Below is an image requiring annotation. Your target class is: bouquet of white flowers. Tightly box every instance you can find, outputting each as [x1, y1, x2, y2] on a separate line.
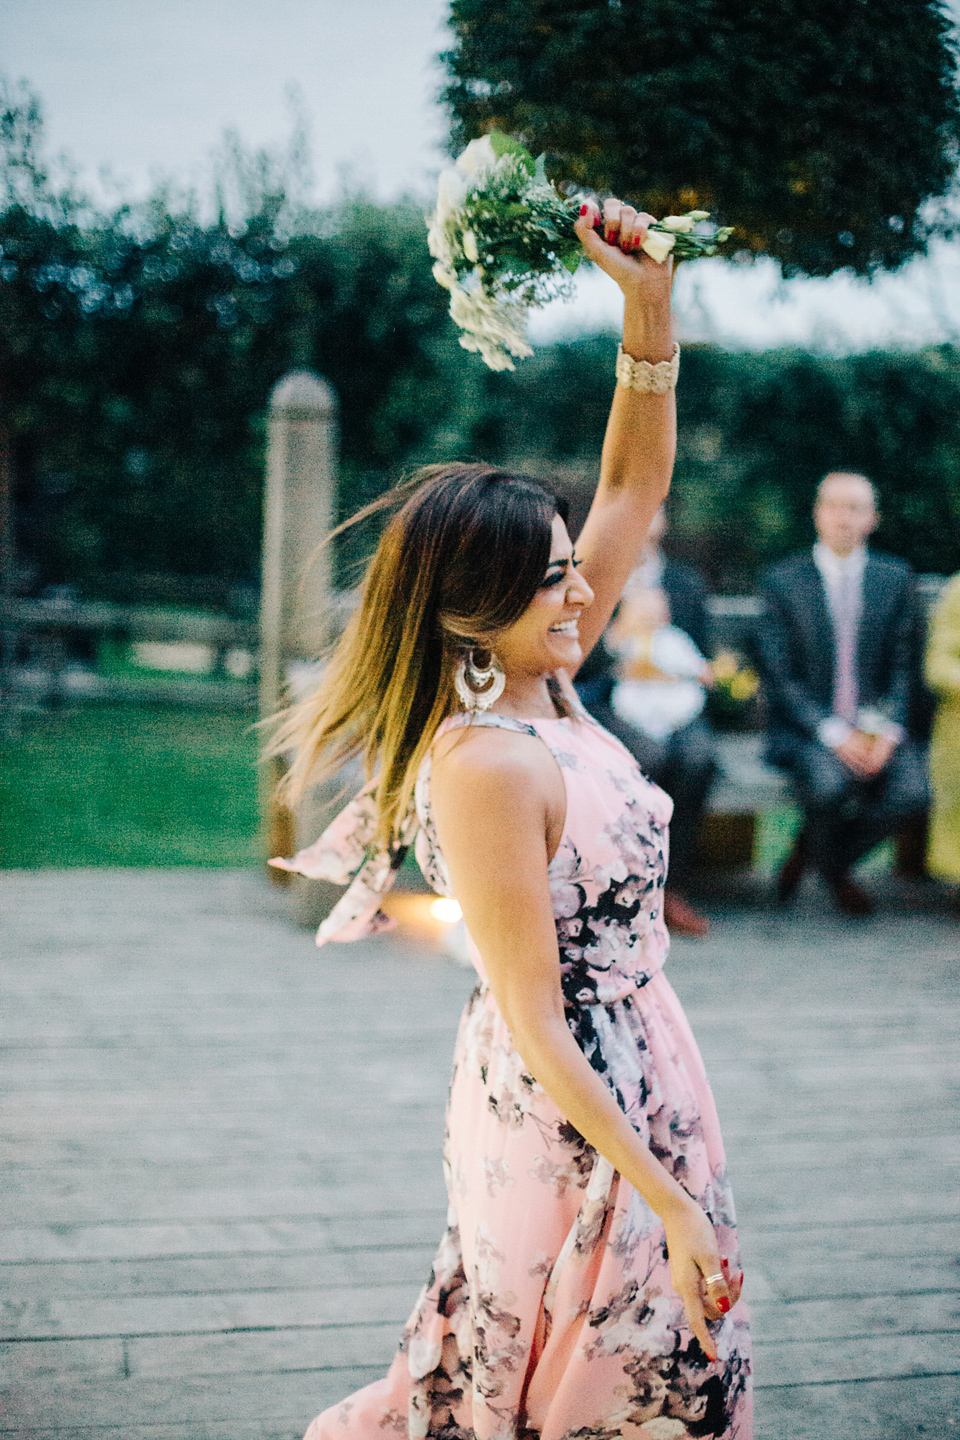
[427, 132, 733, 371]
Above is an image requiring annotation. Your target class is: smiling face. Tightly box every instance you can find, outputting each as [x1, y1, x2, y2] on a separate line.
[490, 513, 595, 679]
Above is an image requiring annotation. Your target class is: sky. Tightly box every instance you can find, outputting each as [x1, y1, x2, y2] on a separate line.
[5, 0, 960, 353]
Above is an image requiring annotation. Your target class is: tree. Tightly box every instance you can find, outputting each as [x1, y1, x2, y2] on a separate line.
[442, 0, 960, 277]
[3, 78, 959, 600]
[0, 81, 460, 592]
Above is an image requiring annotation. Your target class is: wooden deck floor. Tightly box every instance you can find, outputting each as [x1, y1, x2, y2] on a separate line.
[1, 869, 958, 1439]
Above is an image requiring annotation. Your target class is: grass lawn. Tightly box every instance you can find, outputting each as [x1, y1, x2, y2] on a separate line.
[0, 705, 261, 867]
[755, 803, 803, 875]
[754, 801, 892, 877]
[1, 704, 894, 875]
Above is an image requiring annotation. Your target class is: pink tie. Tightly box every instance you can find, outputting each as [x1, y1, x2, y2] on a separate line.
[832, 569, 860, 724]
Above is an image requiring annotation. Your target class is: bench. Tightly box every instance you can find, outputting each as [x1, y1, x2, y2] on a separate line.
[696, 734, 794, 869]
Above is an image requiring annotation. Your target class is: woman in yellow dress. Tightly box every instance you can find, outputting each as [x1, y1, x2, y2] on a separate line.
[925, 572, 960, 899]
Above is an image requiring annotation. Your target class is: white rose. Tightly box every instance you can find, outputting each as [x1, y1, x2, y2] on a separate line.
[462, 229, 479, 264]
[432, 261, 456, 290]
[688, 209, 711, 221]
[435, 167, 468, 221]
[640, 230, 676, 264]
[660, 215, 695, 233]
[456, 135, 497, 177]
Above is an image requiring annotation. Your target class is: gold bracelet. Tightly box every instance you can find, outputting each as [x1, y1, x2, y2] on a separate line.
[615, 341, 680, 394]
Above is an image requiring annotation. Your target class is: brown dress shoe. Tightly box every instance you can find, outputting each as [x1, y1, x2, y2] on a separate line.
[663, 889, 710, 937]
[775, 831, 808, 904]
[827, 874, 874, 917]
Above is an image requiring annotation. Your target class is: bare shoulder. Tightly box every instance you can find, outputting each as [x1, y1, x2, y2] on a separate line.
[431, 723, 562, 870]
[431, 723, 558, 815]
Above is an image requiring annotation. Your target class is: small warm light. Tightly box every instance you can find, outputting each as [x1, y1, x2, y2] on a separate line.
[430, 898, 463, 925]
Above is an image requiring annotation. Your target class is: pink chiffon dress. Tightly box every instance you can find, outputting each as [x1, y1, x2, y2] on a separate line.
[274, 701, 752, 1440]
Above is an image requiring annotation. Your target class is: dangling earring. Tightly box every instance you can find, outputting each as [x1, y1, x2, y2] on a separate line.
[454, 646, 505, 713]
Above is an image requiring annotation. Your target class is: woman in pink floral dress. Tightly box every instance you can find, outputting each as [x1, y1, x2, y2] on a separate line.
[270, 199, 752, 1440]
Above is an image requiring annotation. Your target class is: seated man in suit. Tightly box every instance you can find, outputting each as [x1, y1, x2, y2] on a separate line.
[576, 506, 717, 937]
[755, 472, 929, 915]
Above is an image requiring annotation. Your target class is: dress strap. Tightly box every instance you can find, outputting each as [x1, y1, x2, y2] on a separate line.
[438, 711, 540, 739]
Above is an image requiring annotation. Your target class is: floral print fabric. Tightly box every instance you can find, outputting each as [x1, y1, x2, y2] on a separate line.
[303, 709, 752, 1440]
[270, 782, 419, 945]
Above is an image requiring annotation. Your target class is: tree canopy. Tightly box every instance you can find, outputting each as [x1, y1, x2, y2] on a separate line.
[442, 0, 960, 277]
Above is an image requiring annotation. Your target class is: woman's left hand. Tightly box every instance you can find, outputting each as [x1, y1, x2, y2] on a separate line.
[574, 197, 674, 303]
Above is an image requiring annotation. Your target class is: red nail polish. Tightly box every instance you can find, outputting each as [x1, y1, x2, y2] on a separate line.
[718, 1296, 731, 1314]
[579, 203, 588, 216]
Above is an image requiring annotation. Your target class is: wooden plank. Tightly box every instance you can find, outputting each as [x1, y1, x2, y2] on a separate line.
[0, 1281, 422, 1342]
[712, 1214, 960, 1258]
[0, 1183, 449, 1228]
[0, 1338, 124, 1382]
[0, 1247, 437, 1300]
[0, 1368, 380, 1429]
[128, 1323, 401, 1379]
[0, 1213, 447, 1264]
[748, 1289, 960, 1343]
[753, 1374, 960, 1440]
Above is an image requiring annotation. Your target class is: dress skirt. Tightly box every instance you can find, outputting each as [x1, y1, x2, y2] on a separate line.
[304, 970, 752, 1440]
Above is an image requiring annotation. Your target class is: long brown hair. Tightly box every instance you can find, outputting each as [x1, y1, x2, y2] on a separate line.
[266, 462, 569, 847]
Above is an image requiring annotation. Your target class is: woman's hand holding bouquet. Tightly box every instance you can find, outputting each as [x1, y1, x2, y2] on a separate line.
[574, 197, 675, 310]
[428, 131, 733, 369]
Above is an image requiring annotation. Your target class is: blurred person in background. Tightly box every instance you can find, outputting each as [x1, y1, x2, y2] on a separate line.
[607, 584, 713, 744]
[755, 472, 929, 916]
[576, 506, 717, 936]
[924, 571, 960, 911]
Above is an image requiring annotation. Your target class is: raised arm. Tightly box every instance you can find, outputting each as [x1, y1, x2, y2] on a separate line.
[430, 728, 738, 1360]
[569, 201, 677, 664]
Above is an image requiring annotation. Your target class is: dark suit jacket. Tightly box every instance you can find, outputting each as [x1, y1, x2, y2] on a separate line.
[661, 559, 711, 657]
[576, 557, 712, 707]
[754, 550, 918, 761]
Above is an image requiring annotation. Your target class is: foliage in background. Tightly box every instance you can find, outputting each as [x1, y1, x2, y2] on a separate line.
[442, 0, 960, 277]
[0, 76, 463, 593]
[2, 78, 960, 600]
[446, 336, 960, 585]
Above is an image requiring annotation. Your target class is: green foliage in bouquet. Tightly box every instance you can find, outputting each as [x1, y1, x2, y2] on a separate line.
[434, 131, 583, 293]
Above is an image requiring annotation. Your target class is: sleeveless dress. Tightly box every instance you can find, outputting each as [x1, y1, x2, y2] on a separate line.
[276, 705, 752, 1440]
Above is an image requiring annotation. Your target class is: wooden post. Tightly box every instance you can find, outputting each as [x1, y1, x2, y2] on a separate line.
[0, 425, 17, 734]
[0, 425, 13, 599]
[259, 370, 339, 904]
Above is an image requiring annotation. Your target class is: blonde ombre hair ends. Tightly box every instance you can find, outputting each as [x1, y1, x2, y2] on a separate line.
[265, 463, 567, 848]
